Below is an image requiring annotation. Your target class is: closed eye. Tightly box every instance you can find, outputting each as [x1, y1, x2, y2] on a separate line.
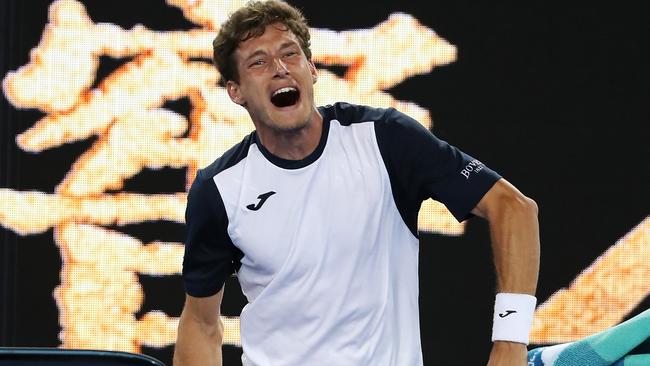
[249, 59, 265, 68]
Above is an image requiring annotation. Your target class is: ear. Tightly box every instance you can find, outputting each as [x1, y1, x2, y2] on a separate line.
[309, 60, 318, 84]
[226, 80, 246, 106]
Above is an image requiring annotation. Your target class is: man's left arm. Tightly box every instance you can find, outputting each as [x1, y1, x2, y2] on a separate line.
[471, 178, 540, 366]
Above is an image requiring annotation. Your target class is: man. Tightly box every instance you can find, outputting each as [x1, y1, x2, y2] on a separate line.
[174, 1, 540, 365]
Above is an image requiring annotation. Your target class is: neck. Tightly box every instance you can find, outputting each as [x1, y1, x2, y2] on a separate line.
[256, 108, 323, 160]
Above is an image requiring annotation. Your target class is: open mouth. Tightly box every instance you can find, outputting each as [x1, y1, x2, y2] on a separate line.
[270, 87, 300, 108]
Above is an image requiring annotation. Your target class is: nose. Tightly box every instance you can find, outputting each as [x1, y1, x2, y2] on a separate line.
[272, 58, 289, 77]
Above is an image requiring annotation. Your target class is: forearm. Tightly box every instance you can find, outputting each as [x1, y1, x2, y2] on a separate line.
[485, 191, 540, 364]
[174, 309, 224, 366]
[473, 181, 540, 364]
[489, 193, 540, 295]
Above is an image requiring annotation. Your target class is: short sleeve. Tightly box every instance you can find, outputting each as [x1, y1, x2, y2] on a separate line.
[182, 169, 241, 297]
[375, 108, 501, 229]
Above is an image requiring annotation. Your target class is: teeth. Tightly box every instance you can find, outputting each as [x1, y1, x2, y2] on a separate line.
[272, 87, 297, 97]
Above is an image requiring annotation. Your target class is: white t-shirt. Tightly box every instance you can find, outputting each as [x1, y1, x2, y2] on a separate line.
[183, 102, 501, 366]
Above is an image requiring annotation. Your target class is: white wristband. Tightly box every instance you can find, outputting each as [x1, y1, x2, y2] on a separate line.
[491, 293, 537, 345]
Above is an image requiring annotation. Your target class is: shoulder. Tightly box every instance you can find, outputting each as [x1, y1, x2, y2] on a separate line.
[320, 102, 400, 126]
[188, 133, 254, 207]
[320, 102, 426, 136]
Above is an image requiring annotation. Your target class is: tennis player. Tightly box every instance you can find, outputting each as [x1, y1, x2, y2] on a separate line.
[174, 2, 540, 365]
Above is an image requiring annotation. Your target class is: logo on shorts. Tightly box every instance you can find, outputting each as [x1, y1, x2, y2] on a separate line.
[460, 159, 485, 179]
[247, 191, 276, 211]
[498, 310, 517, 318]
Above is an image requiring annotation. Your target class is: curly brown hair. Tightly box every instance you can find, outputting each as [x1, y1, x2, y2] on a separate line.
[212, 0, 312, 86]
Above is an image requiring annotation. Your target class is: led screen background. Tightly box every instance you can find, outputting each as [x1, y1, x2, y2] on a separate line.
[0, 1, 648, 365]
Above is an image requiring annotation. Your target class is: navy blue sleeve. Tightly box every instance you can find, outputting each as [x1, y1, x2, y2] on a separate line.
[182, 169, 239, 297]
[375, 108, 501, 230]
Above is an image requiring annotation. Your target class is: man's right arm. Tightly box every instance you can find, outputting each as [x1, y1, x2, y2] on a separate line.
[174, 289, 225, 366]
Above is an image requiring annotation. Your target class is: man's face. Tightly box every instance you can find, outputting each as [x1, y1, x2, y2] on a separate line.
[227, 23, 318, 133]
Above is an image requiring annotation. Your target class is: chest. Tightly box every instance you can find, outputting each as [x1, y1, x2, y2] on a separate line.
[214, 122, 393, 293]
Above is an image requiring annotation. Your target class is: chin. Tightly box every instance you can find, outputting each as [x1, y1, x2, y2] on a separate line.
[269, 118, 310, 133]
[268, 107, 312, 132]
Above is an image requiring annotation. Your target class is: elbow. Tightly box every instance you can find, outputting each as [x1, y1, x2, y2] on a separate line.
[214, 317, 225, 343]
[199, 314, 225, 344]
[179, 307, 224, 344]
[503, 191, 538, 219]
[521, 195, 538, 217]
[475, 179, 539, 222]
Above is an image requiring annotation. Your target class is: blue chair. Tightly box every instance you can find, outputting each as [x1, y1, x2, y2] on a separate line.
[0, 348, 166, 365]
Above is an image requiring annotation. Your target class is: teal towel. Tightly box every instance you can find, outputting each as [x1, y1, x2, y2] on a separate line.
[528, 308, 650, 366]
